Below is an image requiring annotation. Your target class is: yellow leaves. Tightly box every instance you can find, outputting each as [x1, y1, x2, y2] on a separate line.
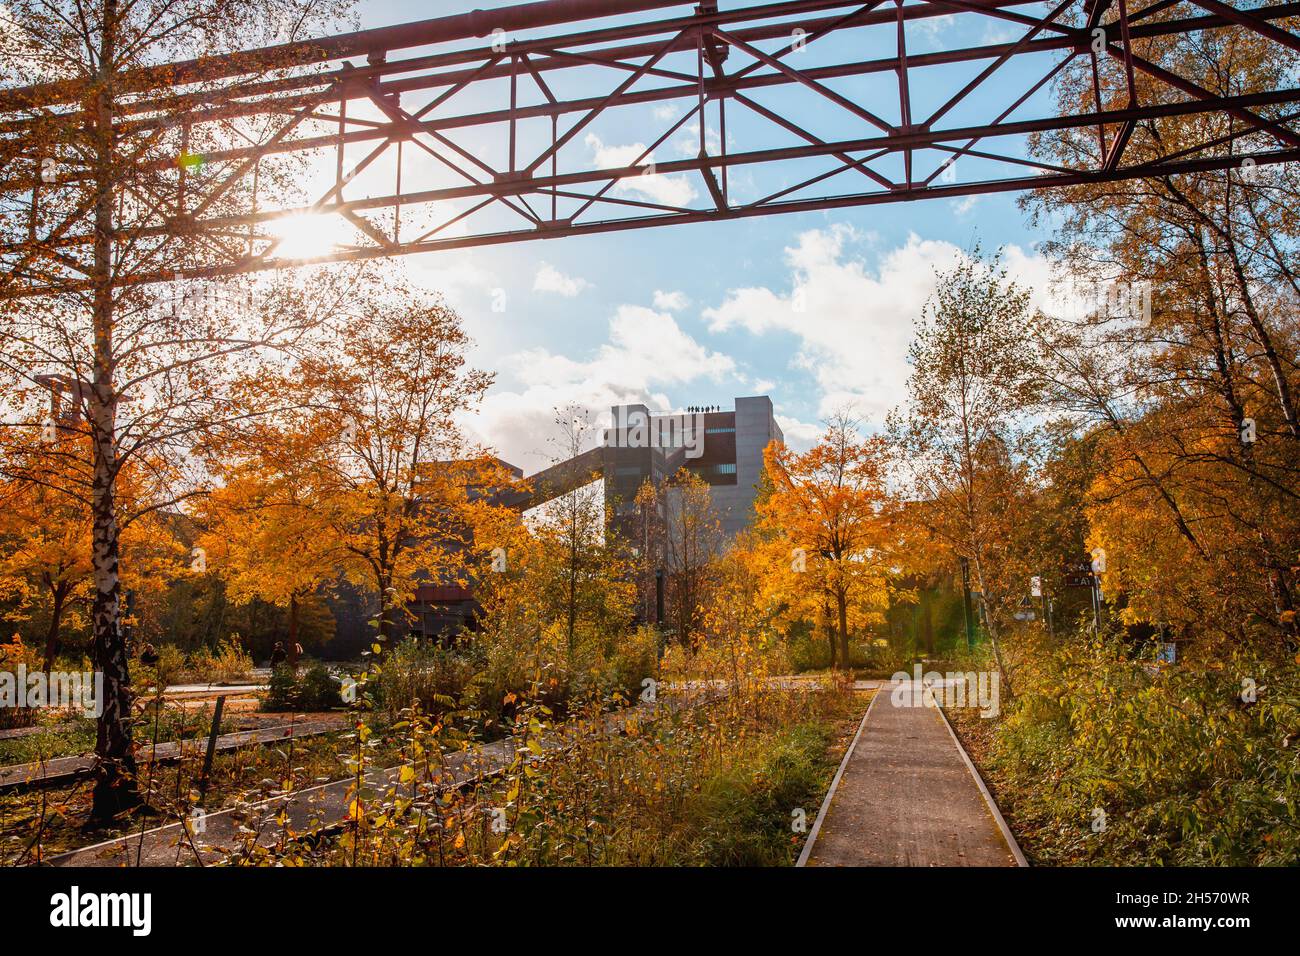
[491, 831, 521, 861]
[751, 422, 895, 638]
[398, 765, 416, 785]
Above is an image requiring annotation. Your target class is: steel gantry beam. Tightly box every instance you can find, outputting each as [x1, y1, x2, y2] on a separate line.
[2, 0, 1299, 294]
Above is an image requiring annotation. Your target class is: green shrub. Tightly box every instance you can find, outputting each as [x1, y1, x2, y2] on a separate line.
[786, 632, 873, 673]
[261, 660, 342, 713]
[0, 714, 96, 763]
[691, 721, 832, 866]
[187, 635, 256, 684]
[300, 660, 343, 710]
[599, 625, 660, 702]
[262, 664, 297, 712]
[154, 644, 187, 688]
[979, 635, 1300, 866]
[373, 638, 480, 718]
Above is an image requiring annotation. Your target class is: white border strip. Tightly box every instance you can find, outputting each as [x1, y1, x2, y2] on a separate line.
[933, 697, 1029, 867]
[795, 687, 880, 867]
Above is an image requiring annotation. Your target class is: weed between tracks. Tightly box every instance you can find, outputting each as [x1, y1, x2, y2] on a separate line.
[226, 683, 865, 867]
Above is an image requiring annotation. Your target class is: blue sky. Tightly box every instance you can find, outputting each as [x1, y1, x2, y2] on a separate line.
[343, 1, 1066, 471]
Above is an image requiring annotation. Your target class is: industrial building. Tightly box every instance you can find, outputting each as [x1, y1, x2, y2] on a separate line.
[407, 396, 783, 638]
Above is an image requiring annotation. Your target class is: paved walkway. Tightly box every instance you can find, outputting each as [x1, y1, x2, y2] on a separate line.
[159, 683, 267, 697]
[799, 682, 1025, 867]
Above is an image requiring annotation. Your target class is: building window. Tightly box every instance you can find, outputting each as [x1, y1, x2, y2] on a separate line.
[705, 426, 735, 434]
[689, 462, 737, 478]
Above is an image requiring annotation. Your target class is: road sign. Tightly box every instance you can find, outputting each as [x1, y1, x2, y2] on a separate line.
[1030, 576, 1042, 598]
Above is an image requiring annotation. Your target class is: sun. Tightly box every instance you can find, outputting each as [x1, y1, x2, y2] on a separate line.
[267, 213, 350, 261]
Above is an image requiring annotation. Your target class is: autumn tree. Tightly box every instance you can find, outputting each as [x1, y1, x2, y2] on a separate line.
[0, 0, 356, 820]
[0, 467, 90, 671]
[1024, 13, 1300, 651]
[661, 467, 723, 652]
[0, 405, 186, 670]
[198, 458, 341, 664]
[206, 277, 497, 655]
[890, 249, 1041, 686]
[629, 478, 664, 626]
[527, 408, 634, 676]
[760, 413, 893, 669]
[461, 506, 548, 710]
[704, 527, 801, 690]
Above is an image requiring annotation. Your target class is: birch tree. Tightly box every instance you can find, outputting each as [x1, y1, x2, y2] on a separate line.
[0, 0, 353, 820]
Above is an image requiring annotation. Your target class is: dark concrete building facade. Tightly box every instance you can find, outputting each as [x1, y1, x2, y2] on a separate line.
[399, 396, 784, 641]
[604, 395, 783, 539]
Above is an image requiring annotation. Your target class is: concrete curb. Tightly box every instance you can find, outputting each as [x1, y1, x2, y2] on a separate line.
[795, 687, 879, 868]
[932, 697, 1029, 868]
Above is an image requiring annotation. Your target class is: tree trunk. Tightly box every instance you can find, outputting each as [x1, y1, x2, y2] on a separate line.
[1221, 224, 1300, 441]
[921, 594, 935, 657]
[41, 583, 67, 673]
[287, 593, 300, 664]
[822, 600, 837, 669]
[566, 549, 577, 665]
[836, 589, 850, 671]
[970, 553, 1013, 698]
[88, 2, 139, 823]
[377, 572, 398, 645]
[90, 440, 137, 821]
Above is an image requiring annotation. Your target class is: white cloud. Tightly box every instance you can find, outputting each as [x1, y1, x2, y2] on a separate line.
[674, 122, 722, 158]
[652, 289, 690, 311]
[775, 414, 822, 451]
[951, 195, 979, 217]
[913, 13, 957, 40]
[533, 262, 591, 297]
[585, 133, 698, 208]
[408, 249, 497, 303]
[470, 306, 737, 473]
[983, 23, 1021, 44]
[703, 225, 1054, 425]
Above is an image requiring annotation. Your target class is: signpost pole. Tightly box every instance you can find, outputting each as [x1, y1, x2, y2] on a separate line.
[1089, 575, 1101, 633]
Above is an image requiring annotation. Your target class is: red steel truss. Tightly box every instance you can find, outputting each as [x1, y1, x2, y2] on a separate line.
[2, 0, 1300, 292]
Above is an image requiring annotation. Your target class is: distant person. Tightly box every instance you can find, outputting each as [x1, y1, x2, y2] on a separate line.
[139, 643, 159, 667]
[269, 642, 287, 667]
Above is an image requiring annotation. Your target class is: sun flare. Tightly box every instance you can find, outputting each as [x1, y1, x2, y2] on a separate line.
[267, 213, 349, 260]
